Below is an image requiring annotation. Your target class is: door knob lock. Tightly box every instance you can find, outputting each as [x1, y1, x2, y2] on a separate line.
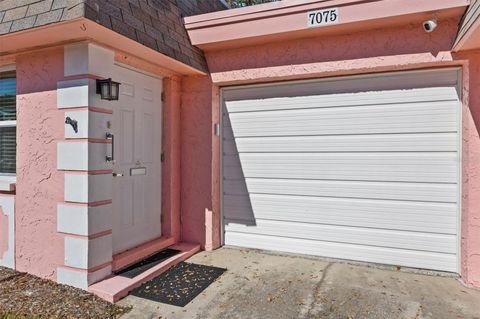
[106, 132, 114, 162]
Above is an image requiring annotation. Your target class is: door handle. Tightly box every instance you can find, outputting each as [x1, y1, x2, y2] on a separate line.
[106, 132, 114, 162]
[113, 172, 124, 177]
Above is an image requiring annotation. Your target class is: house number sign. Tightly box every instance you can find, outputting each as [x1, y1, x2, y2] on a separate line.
[307, 8, 339, 28]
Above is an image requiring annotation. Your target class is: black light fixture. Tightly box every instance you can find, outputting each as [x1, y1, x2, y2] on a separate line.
[96, 78, 120, 101]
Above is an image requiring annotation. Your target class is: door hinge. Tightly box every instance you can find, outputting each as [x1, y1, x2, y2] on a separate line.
[161, 153, 165, 162]
[161, 92, 165, 102]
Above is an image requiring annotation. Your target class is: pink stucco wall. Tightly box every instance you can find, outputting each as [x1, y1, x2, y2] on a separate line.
[15, 48, 65, 279]
[181, 16, 480, 286]
[3, 11, 478, 288]
[455, 50, 480, 287]
[180, 76, 222, 249]
[180, 76, 214, 248]
[206, 18, 460, 84]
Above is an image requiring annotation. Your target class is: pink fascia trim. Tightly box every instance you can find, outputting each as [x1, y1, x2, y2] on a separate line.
[454, 14, 480, 51]
[59, 261, 112, 274]
[209, 52, 463, 86]
[186, 0, 468, 26]
[185, 0, 365, 24]
[61, 171, 112, 175]
[88, 138, 112, 144]
[88, 200, 113, 207]
[63, 200, 113, 207]
[61, 139, 112, 143]
[89, 107, 113, 114]
[61, 229, 112, 240]
[60, 106, 113, 114]
[63, 74, 103, 81]
[185, 0, 468, 49]
[60, 200, 112, 208]
[88, 170, 113, 175]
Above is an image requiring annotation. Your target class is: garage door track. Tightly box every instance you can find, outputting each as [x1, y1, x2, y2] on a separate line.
[119, 248, 480, 319]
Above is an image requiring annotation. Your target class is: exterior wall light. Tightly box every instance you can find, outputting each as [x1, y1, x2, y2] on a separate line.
[96, 78, 120, 101]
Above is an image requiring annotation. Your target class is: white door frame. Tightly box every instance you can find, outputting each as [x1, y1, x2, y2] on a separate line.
[111, 63, 163, 253]
[219, 67, 463, 273]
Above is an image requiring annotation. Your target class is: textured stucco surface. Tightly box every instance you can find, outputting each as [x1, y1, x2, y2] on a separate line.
[181, 16, 480, 287]
[15, 47, 65, 280]
[206, 19, 461, 85]
[455, 50, 480, 287]
[180, 76, 215, 248]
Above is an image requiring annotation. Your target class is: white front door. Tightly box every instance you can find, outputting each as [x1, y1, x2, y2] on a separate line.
[112, 65, 162, 253]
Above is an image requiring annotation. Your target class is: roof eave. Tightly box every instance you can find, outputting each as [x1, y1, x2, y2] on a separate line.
[0, 18, 205, 76]
[185, 0, 469, 51]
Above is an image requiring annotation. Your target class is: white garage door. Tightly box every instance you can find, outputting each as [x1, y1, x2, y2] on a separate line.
[222, 69, 461, 272]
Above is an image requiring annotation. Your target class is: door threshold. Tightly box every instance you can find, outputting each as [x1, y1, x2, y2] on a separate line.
[112, 236, 176, 272]
[115, 248, 181, 278]
[89, 242, 201, 303]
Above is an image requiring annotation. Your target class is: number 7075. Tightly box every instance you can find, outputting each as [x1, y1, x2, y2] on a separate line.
[308, 8, 339, 27]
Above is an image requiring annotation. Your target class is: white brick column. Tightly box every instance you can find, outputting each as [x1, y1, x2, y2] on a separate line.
[56, 43, 116, 289]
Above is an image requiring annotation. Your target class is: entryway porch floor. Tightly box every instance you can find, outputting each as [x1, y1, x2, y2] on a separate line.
[89, 242, 200, 302]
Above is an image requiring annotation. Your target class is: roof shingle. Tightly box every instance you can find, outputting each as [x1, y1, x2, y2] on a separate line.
[0, 0, 227, 72]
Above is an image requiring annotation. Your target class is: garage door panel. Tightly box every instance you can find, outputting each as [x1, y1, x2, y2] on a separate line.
[223, 69, 460, 101]
[222, 69, 460, 272]
[223, 179, 457, 203]
[223, 194, 456, 234]
[227, 101, 457, 137]
[224, 232, 458, 272]
[223, 133, 458, 154]
[223, 153, 458, 183]
[225, 220, 457, 254]
[226, 87, 458, 113]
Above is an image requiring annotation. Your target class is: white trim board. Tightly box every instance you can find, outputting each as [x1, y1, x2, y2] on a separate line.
[0, 65, 15, 72]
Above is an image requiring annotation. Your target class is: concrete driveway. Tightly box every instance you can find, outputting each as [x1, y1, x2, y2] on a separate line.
[119, 248, 480, 319]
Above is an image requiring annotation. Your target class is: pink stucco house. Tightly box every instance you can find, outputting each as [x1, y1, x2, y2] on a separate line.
[1, 0, 480, 302]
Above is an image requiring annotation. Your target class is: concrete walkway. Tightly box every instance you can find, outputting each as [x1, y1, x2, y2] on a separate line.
[119, 248, 480, 319]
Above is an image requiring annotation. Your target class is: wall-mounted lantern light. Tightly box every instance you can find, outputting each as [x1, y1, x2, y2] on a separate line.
[96, 78, 120, 101]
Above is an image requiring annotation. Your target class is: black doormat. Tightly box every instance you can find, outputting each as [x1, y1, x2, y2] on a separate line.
[115, 249, 181, 279]
[130, 262, 226, 307]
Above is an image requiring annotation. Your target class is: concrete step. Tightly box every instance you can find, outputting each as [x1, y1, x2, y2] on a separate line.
[89, 242, 201, 302]
[112, 236, 176, 272]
